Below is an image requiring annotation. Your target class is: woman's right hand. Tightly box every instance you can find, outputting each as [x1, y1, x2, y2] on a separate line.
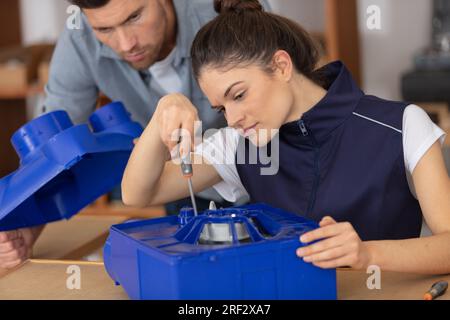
[122, 93, 222, 208]
[153, 93, 200, 158]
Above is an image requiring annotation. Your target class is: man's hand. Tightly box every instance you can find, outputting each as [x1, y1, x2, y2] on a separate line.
[0, 226, 44, 269]
[296, 216, 372, 270]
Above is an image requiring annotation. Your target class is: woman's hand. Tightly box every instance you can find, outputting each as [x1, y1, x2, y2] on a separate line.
[153, 93, 200, 158]
[296, 216, 372, 270]
[122, 93, 222, 208]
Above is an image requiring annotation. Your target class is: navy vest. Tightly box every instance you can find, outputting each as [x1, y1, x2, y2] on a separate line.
[235, 61, 422, 241]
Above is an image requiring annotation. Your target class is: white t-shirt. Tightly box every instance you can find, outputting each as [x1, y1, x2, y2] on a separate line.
[149, 46, 183, 95]
[194, 104, 447, 203]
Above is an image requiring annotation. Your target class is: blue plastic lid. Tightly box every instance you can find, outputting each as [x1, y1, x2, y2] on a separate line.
[0, 102, 143, 231]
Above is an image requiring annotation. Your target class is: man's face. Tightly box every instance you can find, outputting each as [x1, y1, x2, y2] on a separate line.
[85, 0, 169, 70]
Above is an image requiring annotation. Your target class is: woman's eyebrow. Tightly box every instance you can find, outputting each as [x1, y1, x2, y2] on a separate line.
[224, 81, 244, 98]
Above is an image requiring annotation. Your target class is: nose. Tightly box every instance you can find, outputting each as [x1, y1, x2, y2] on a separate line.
[225, 106, 245, 129]
[116, 28, 137, 53]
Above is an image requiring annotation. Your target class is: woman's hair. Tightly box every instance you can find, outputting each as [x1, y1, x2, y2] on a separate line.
[191, 0, 325, 86]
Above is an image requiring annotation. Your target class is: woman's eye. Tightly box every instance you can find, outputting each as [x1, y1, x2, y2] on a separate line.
[234, 91, 245, 101]
[211, 106, 226, 114]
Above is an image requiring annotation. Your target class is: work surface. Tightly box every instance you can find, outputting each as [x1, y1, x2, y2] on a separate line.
[0, 215, 128, 279]
[0, 259, 449, 300]
[0, 216, 449, 300]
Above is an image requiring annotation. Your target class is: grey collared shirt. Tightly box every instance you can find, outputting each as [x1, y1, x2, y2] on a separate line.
[42, 0, 273, 129]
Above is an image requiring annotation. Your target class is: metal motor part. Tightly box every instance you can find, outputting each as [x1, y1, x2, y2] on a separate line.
[198, 222, 251, 245]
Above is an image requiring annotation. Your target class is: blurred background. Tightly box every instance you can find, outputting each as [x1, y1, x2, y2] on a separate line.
[0, 0, 449, 209]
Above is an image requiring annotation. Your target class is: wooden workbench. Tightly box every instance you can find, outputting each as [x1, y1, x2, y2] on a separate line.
[0, 215, 131, 278]
[32, 215, 130, 261]
[0, 260, 128, 300]
[337, 269, 450, 300]
[0, 206, 165, 265]
[1, 259, 449, 300]
[1, 214, 449, 300]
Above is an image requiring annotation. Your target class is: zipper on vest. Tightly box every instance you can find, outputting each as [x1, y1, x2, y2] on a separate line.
[298, 120, 309, 136]
[298, 120, 320, 215]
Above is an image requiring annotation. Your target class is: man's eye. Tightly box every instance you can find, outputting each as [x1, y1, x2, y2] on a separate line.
[129, 13, 141, 23]
[98, 28, 113, 34]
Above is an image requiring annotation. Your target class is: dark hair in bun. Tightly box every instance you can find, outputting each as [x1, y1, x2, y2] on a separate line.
[192, 0, 325, 86]
[214, 0, 264, 14]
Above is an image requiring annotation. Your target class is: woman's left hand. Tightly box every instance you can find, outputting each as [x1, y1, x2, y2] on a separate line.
[296, 216, 372, 270]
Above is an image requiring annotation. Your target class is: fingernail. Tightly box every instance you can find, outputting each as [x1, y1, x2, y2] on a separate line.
[303, 256, 312, 263]
[297, 249, 304, 256]
[300, 236, 307, 243]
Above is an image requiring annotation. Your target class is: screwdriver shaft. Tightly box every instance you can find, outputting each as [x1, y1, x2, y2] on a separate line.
[179, 140, 198, 216]
[187, 178, 198, 216]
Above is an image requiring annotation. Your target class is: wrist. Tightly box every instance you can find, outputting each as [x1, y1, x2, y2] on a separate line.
[363, 241, 380, 269]
[142, 118, 170, 160]
[29, 225, 45, 244]
[33, 224, 45, 237]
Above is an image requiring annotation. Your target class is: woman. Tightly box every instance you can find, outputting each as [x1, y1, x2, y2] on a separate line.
[122, 0, 450, 274]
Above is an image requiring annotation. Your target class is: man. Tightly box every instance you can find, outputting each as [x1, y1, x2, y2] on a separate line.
[0, 0, 271, 270]
[42, 0, 228, 128]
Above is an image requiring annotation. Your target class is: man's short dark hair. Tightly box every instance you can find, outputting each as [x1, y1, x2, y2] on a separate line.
[68, 0, 111, 9]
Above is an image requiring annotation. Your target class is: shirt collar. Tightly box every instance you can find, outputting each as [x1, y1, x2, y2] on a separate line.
[280, 61, 364, 144]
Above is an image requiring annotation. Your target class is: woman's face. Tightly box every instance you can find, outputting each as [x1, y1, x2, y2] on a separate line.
[198, 58, 295, 146]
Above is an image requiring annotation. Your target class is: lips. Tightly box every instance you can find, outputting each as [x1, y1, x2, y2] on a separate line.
[125, 51, 146, 62]
[243, 123, 258, 136]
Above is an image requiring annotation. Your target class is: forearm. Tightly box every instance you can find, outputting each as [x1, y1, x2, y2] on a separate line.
[122, 119, 168, 207]
[366, 232, 450, 275]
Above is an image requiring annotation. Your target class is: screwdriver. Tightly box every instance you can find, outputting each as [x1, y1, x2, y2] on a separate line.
[424, 280, 448, 300]
[180, 148, 198, 216]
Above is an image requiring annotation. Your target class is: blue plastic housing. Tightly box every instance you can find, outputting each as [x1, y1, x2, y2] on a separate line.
[0, 102, 142, 231]
[103, 203, 337, 300]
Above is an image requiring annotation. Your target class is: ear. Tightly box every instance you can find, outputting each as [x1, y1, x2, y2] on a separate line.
[271, 50, 294, 82]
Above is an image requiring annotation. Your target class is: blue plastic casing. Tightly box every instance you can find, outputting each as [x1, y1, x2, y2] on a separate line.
[0, 101, 142, 231]
[103, 203, 337, 300]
